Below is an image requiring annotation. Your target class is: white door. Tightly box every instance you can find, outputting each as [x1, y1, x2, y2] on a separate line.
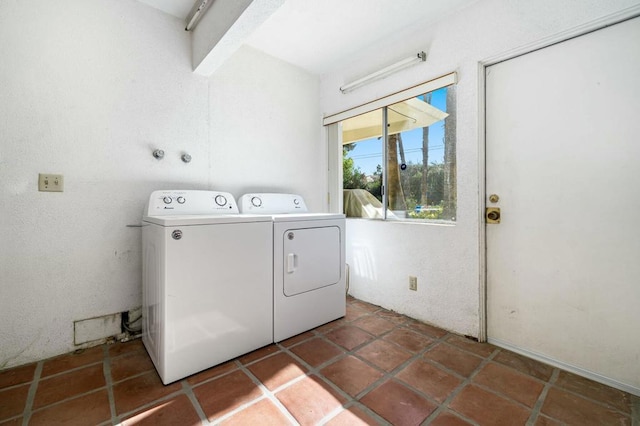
[486, 17, 640, 392]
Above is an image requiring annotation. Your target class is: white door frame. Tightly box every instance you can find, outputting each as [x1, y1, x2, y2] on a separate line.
[477, 5, 640, 343]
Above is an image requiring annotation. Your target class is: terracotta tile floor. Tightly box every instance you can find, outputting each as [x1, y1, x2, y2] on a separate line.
[1, 297, 638, 425]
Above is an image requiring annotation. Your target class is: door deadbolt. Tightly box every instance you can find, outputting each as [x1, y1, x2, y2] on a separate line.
[486, 207, 501, 224]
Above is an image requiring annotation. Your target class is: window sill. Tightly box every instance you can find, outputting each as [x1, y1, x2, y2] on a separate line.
[345, 217, 456, 227]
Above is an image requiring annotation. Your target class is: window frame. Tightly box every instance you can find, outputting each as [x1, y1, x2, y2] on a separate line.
[325, 72, 457, 221]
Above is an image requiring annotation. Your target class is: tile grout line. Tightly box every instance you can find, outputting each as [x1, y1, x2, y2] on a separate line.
[316, 404, 360, 426]
[421, 348, 500, 425]
[20, 355, 114, 421]
[36, 387, 118, 419]
[414, 343, 561, 418]
[275, 344, 370, 424]
[20, 360, 42, 426]
[362, 302, 639, 422]
[200, 347, 300, 411]
[525, 368, 560, 426]
[180, 380, 210, 425]
[549, 377, 636, 417]
[282, 320, 392, 425]
[110, 368, 157, 386]
[102, 345, 118, 425]
[420, 344, 553, 412]
[344, 306, 461, 423]
[111, 388, 191, 422]
[102, 344, 191, 423]
[321, 401, 391, 426]
[27, 387, 112, 415]
[269, 308, 391, 422]
[279, 315, 449, 424]
[26, 343, 142, 381]
[234, 360, 300, 425]
[185, 364, 246, 390]
[423, 409, 477, 426]
[329, 312, 446, 385]
[275, 343, 390, 425]
[34, 360, 103, 381]
[528, 369, 635, 423]
[352, 329, 450, 399]
[459, 373, 549, 412]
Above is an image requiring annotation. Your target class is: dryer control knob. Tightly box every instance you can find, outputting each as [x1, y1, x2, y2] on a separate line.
[214, 195, 227, 206]
[293, 198, 300, 205]
[177, 196, 185, 204]
[163, 196, 172, 204]
[251, 196, 262, 207]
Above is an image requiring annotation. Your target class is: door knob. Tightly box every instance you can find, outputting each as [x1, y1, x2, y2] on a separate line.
[486, 207, 501, 224]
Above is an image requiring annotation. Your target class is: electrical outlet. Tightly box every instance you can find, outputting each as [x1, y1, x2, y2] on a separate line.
[39, 173, 64, 192]
[409, 276, 418, 291]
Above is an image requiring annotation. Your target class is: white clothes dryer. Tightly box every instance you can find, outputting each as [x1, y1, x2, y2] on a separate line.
[239, 193, 346, 342]
[142, 190, 273, 384]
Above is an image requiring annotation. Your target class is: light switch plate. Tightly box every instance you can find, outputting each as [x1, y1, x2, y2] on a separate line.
[38, 173, 64, 192]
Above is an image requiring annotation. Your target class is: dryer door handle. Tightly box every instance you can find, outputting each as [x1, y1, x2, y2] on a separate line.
[287, 253, 297, 273]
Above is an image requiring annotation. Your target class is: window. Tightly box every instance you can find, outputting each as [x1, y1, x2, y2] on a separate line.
[327, 75, 456, 222]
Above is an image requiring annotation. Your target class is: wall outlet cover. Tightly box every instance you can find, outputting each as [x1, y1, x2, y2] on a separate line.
[409, 276, 418, 291]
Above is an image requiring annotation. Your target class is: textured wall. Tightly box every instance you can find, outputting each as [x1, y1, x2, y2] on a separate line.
[0, 0, 321, 368]
[0, 0, 210, 368]
[208, 45, 324, 212]
[320, 0, 639, 337]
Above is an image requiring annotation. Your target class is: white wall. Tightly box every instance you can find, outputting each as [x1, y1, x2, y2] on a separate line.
[0, 0, 209, 369]
[208, 45, 324, 212]
[320, 0, 640, 338]
[0, 0, 321, 369]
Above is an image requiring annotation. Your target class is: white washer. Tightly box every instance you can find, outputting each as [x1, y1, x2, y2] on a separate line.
[142, 190, 273, 384]
[239, 193, 346, 342]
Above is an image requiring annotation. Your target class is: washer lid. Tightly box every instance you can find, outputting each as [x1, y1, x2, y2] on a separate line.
[143, 214, 271, 226]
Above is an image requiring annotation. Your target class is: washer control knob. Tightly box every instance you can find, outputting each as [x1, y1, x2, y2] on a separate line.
[214, 195, 227, 206]
[251, 196, 262, 207]
[293, 198, 300, 205]
[177, 196, 186, 204]
[163, 196, 172, 204]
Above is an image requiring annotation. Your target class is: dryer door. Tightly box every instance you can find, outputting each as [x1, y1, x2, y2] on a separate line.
[282, 226, 341, 296]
